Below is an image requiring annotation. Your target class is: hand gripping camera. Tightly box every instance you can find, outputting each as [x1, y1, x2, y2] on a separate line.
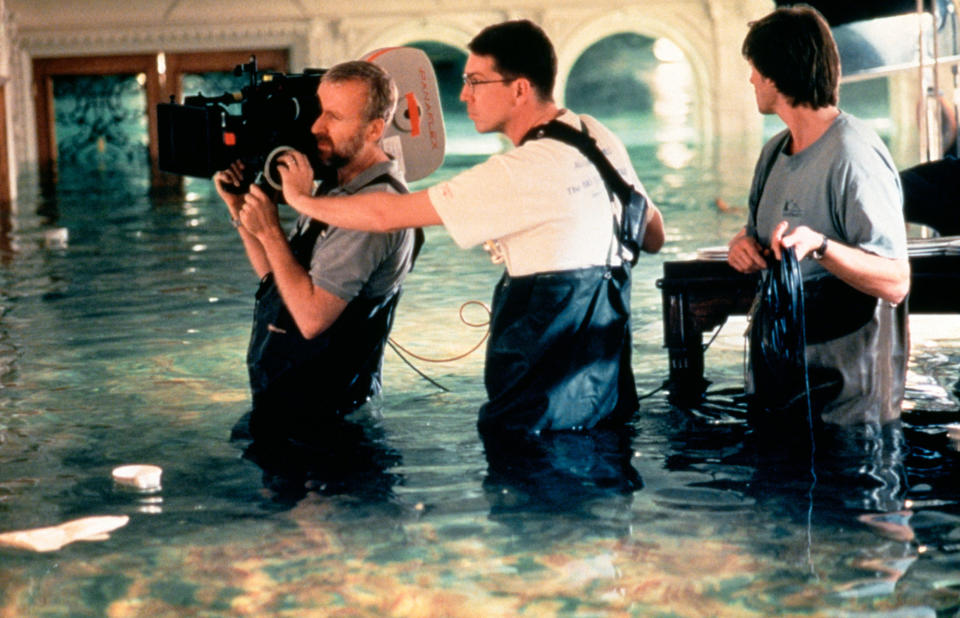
[157, 47, 446, 194]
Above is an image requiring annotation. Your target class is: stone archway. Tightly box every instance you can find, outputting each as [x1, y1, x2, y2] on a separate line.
[7, 2, 777, 188]
[545, 2, 770, 174]
[551, 7, 728, 143]
[556, 11, 712, 134]
[334, 5, 772, 148]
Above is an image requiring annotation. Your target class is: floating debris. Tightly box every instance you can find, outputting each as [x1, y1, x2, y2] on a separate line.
[43, 227, 69, 249]
[112, 464, 163, 491]
[0, 515, 129, 552]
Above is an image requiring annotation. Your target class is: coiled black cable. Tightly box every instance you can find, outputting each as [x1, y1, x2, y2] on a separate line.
[754, 246, 814, 418]
[763, 248, 808, 396]
[757, 246, 818, 573]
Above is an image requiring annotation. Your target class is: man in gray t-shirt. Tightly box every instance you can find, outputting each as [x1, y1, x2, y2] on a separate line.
[747, 114, 907, 279]
[215, 61, 416, 442]
[727, 7, 910, 428]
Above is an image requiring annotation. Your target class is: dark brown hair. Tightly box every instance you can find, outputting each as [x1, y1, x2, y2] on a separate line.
[742, 4, 840, 109]
[468, 19, 557, 102]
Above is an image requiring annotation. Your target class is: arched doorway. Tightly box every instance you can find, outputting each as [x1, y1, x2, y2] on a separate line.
[566, 32, 698, 171]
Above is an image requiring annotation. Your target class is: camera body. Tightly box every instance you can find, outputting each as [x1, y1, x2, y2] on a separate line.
[157, 57, 325, 192]
[157, 48, 445, 192]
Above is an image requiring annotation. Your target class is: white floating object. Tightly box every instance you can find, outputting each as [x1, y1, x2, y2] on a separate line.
[112, 464, 163, 491]
[43, 227, 69, 249]
[0, 515, 129, 552]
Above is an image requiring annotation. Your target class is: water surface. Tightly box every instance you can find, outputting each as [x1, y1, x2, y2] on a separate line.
[1, 137, 959, 616]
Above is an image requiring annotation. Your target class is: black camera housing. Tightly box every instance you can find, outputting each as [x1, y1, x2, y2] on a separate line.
[157, 57, 326, 191]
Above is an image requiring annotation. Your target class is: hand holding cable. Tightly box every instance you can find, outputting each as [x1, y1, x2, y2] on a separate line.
[771, 220, 910, 304]
[771, 221, 825, 262]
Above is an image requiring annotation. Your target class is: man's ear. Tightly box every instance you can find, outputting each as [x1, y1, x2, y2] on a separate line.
[366, 117, 386, 143]
[512, 77, 534, 102]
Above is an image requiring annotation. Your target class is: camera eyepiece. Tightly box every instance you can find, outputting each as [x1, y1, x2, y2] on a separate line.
[262, 146, 294, 192]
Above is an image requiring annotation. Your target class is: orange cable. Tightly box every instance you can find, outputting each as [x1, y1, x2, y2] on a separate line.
[388, 300, 490, 363]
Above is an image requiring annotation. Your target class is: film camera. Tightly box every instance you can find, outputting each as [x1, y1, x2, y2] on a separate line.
[157, 56, 323, 193]
[157, 48, 445, 195]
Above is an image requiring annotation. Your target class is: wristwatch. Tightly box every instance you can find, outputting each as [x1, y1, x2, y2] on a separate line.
[812, 235, 828, 260]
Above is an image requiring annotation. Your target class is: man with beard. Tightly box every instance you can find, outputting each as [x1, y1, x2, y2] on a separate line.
[215, 61, 417, 443]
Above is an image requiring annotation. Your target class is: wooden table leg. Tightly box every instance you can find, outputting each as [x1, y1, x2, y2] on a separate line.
[661, 286, 709, 403]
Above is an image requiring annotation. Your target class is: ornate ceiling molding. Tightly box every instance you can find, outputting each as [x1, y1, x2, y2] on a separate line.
[19, 21, 311, 57]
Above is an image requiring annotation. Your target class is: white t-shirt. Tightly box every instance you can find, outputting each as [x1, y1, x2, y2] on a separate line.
[428, 110, 645, 276]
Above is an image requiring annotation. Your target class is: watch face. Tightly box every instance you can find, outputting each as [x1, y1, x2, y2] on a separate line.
[814, 236, 828, 259]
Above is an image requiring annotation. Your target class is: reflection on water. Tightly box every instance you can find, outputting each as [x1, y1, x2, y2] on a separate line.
[233, 408, 404, 508]
[482, 428, 643, 543]
[1, 134, 960, 615]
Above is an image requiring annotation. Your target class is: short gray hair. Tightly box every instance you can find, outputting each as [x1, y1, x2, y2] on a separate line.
[322, 60, 398, 125]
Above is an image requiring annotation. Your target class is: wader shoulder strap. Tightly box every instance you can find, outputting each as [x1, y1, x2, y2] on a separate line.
[367, 172, 408, 195]
[365, 172, 425, 266]
[748, 132, 791, 241]
[521, 120, 634, 208]
[520, 119, 648, 264]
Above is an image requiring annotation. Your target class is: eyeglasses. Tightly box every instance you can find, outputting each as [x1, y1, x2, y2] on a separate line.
[462, 75, 515, 93]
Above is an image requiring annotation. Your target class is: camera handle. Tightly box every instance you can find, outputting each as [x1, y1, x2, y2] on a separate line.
[216, 147, 288, 200]
[216, 171, 280, 204]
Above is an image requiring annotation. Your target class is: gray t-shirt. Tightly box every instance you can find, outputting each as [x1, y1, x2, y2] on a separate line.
[291, 160, 414, 301]
[744, 113, 909, 426]
[746, 112, 907, 279]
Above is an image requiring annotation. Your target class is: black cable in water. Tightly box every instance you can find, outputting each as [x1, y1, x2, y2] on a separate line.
[763, 246, 816, 431]
[760, 246, 818, 575]
[638, 380, 668, 401]
[387, 339, 450, 393]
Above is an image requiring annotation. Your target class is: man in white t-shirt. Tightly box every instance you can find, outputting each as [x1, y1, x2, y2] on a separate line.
[277, 20, 665, 435]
